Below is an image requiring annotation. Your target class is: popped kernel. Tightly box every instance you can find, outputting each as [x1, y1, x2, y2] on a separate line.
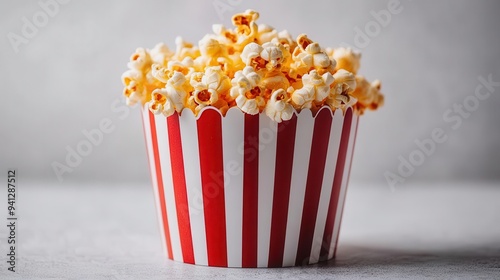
[241, 42, 265, 70]
[195, 36, 231, 72]
[230, 66, 265, 115]
[174, 37, 200, 61]
[265, 89, 294, 123]
[150, 43, 174, 67]
[188, 66, 231, 115]
[148, 89, 170, 115]
[122, 69, 146, 105]
[351, 76, 384, 114]
[276, 30, 296, 51]
[331, 47, 361, 75]
[231, 9, 259, 50]
[256, 24, 279, 44]
[127, 48, 152, 73]
[291, 70, 334, 109]
[261, 41, 285, 72]
[123, 80, 145, 106]
[149, 71, 189, 117]
[291, 34, 336, 77]
[327, 69, 357, 110]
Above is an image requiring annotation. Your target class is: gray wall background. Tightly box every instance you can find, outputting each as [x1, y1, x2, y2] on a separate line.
[1, 0, 499, 187]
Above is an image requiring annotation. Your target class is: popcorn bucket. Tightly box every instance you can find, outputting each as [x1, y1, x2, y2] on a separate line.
[141, 105, 359, 267]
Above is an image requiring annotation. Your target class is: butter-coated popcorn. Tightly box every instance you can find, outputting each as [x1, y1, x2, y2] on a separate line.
[241, 42, 265, 70]
[291, 70, 334, 110]
[291, 34, 336, 77]
[265, 89, 294, 123]
[327, 69, 357, 110]
[148, 89, 172, 116]
[261, 41, 285, 72]
[187, 66, 231, 115]
[148, 71, 189, 117]
[122, 69, 146, 106]
[230, 66, 265, 115]
[127, 48, 152, 73]
[231, 9, 259, 50]
[351, 76, 384, 114]
[256, 24, 279, 44]
[150, 43, 174, 67]
[276, 30, 296, 51]
[331, 47, 361, 75]
[195, 37, 230, 70]
[174, 37, 200, 61]
[121, 10, 384, 121]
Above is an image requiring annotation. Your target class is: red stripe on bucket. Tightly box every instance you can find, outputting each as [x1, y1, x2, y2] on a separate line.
[167, 113, 195, 264]
[319, 109, 353, 261]
[242, 114, 260, 267]
[149, 111, 174, 260]
[295, 109, 333, 266]
[197, 109, 228, 267]
[268, 115, 298, 267]
[332, 113, 358, 258]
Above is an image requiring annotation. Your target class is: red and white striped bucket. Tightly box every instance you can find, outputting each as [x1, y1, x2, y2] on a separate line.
[141, 105, 359, 267]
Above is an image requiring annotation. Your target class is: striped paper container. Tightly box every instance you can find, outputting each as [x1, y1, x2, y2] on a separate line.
[141, 105, 359, 267]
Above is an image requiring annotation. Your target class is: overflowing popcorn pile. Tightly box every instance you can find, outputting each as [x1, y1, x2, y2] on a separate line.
[121, 10, 384, 122]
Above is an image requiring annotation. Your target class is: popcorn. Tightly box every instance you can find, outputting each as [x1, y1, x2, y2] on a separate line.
[152, 58, 194, 84]
[187, 66, 231, 115]
[265, 89, 294, 123]
[241, 43, 265, 70]
[230, 66, 265, 115]
[174, 37, 200, 61]
[291, 70, 334, 109]
[291, 34, 336, 77]
[327, 69, 357, 110]
[231, 9, 259, 50]
[148, 90, 171, 115]
[276, 30, 296, 51]
[150, 43, 174, 67]
[195, 37, 229, 69]
[122, 70, 146, 106]
[256, 24, 279, 44]
[351, 76, 384, 114]
[331, 47, 361, 75]
[241, 41, 290, 91]
[127, 48, 152, 73]
[121, 10, 384, 121]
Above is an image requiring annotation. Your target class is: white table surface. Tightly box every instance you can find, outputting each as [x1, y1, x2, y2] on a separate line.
[1, 181, 499, 279]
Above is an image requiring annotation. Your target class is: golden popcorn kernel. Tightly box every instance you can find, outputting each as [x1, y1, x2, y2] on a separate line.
[246, 86, 261, 99]
[152, 92, 166, 104]
[297, 34, 313, 51]
[123, 87, 131, 97]
[197, 89, 211, 102]
[252, 56, 266, 70]
[332, 47, 362, 75]
[224, 31, 237, 43]
[276, 91, 285, 101]
[232, 9, 259, 35]
[123, 77, 132, 86]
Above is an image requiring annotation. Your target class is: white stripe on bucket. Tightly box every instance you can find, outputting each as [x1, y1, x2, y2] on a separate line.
[257, 114, 278, 267]
[142, 108, 168, 258]
[309, 108, 345, 264]
[179, 110, 208, 265]
[222, 108, 245, 267]
[282, 111, 315, 267]
[328, 113, 358, 259]
[155, 115, 183, 262]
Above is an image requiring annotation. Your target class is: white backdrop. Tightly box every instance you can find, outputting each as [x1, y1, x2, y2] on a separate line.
[1, 0, 499, 187]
